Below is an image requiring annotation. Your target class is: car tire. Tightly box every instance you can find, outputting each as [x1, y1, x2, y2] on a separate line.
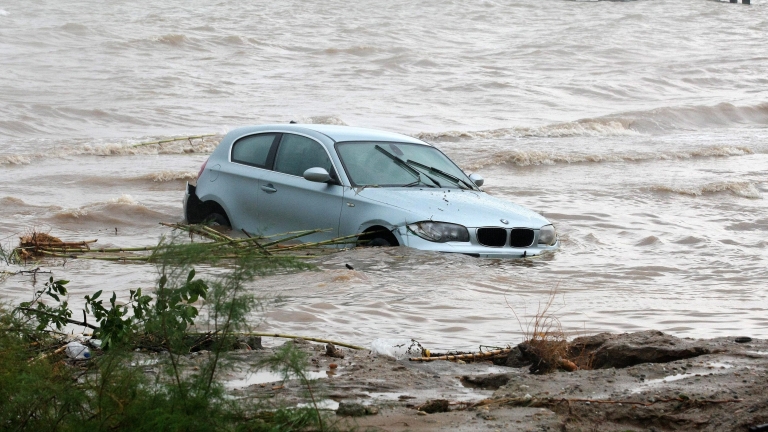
[368, 237, 392, 247]
[206, 212, 230, 228]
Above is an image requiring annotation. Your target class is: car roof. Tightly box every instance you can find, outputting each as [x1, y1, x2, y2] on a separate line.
[228, 124, 428, 146]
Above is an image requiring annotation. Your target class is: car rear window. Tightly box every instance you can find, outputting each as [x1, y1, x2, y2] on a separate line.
[231, 133, 276, 167]
[274, 134, 333, 177]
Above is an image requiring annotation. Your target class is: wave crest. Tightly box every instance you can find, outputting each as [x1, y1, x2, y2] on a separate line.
[420, 102, 768, 142]
[1, 135, 221, 166]
[296, 115, 348, 126]
[0, 155, 32, 165]
[649, 181, 762, 199]
[465, 145, 754, 170]
[144, 171, 197, 182]
[154, 33, 190, 46]
[418, 119, 638, 141]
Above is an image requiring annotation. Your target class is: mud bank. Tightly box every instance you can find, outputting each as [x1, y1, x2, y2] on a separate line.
[146, 331, 767, 431]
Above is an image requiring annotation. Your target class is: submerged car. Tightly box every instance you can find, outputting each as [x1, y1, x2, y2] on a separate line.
[184, 124, 559, 258]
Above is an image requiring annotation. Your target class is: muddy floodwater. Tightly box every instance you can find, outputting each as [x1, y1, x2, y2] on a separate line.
[1, 0, 767, 351]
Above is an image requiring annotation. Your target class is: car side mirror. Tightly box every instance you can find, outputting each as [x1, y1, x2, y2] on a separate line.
[303, 167, 332, 183]
[469, 173, 484, 187]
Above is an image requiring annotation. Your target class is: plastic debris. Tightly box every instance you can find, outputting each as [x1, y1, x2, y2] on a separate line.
[370, 338, 426, 360]
[65, 341, 91, 360]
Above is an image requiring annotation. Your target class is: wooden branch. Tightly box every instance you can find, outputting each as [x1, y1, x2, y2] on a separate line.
[16, 307, 98, 330]
[410, 348, 512, 362]
[131, 134, 216, 148]
[189, 332, 366, 350]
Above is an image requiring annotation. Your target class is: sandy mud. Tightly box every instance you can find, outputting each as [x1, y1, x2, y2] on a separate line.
[143, 332, 768, 431]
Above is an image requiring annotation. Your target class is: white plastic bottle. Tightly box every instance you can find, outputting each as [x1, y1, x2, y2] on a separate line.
[65, 341, 91, 360]
[370, 338, 426, 360]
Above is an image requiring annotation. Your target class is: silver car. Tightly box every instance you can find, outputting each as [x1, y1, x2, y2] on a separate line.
[184, 124, 559, 258]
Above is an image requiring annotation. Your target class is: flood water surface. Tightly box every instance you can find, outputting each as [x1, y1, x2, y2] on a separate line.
[1, 0, 766, 351]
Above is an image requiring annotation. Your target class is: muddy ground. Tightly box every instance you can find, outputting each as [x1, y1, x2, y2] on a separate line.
[150, 332, 767, 431]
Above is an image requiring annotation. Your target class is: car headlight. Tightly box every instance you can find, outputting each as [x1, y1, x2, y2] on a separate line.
[538, 224, 557, 246]
[407, 221, 469, 243]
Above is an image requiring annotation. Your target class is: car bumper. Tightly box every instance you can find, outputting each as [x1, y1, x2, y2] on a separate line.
[399, 226, 559, 258]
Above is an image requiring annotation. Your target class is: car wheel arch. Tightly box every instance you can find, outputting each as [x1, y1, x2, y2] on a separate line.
[187, 193, 232, 227]
[357, 224, 400, 247]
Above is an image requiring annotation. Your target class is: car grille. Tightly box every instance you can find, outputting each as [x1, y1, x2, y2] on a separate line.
[477, 228, 507, 247]
[509, 228, 535, 247]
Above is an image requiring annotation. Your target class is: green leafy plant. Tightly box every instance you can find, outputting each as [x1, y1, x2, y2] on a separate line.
[4, 232, 342, 432]
[84, 287, 152, 349]
[16, 277, 72, 331]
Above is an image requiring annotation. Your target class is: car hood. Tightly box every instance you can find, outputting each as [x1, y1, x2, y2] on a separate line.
[355, 187, 551, 228]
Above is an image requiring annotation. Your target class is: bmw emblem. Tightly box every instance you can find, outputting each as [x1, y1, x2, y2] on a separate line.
[500, 219, 509, 225]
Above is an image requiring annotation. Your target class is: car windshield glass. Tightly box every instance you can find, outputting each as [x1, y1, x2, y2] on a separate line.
[336, 141, 473, 188]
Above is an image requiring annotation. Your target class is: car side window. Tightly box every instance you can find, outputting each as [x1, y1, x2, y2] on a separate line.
[231, 133, 277, 168]
[273, 134, 333, 177]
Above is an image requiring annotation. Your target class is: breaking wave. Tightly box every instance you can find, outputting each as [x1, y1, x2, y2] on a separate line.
[295, 115, 348, 126]
[0, 155, 32, 165]
[419, 102, 768, 141]
[649, 181, 762, 199]
[0, 135, 222, 166]
[50, 194, 170, 225]
[143, 171, 197, 182]
[154, 33, 191, 46]
[0, 9, 9, 16]
[418, 119, 639, 141]
[465, 145, 754, 170]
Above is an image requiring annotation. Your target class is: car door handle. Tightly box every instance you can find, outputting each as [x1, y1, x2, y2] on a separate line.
[260, 184, 277, 193]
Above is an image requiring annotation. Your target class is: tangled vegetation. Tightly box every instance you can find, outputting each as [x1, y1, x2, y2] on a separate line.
[1, 230, 346, 431]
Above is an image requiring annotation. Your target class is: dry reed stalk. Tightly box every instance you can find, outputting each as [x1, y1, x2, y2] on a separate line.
[131, 134, 216, 148]
[508, 286, 573, 374]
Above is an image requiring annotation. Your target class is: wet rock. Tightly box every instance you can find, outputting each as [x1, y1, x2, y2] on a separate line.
[325, 343, 345, 359]
[460, 374, 512, 390]
[496, 346, 530, 368]
[417, 399, 451, 414]
[571, 330, 710, 369]
[735, 337, 753, 343]
[336, 402, 378, 417]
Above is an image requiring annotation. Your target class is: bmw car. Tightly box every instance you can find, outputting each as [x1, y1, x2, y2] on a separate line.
[184, 124, 559, 258]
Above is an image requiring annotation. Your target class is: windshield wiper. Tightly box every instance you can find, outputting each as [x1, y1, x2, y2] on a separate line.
[406, 159, 475, 190]
[374, 145, 435, 188]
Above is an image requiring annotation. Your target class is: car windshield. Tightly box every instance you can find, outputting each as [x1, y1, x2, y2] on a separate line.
[336, 141, 476, 189]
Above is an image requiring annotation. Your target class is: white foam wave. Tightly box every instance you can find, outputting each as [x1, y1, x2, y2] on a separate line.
[154, 33, 190, 46]
[145, 171, 197, 182]
[0, 155, 32, 165]
[0, 9, 8, 16]
[296, 115, 348, 126]
[649, 181, 762, 199]
[419, 102, 768, 142]
[108, 194, 140, 205]
[0, 135, 221, 165]
[418, 119, 638, 141]
[465, 145, 754, 170]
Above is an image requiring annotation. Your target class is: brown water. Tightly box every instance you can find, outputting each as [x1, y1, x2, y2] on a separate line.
[1, 0, 766, 351]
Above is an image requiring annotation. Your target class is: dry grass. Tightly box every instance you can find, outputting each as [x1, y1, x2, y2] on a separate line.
[508, 286, 577, 374]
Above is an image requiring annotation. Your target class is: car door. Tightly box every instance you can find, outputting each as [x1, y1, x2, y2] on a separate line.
[221, 132, 279, 232]
[256, 133, 344, 243]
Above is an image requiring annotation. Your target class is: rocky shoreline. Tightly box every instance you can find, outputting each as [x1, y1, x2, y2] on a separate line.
[190, 331, 768, 431]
